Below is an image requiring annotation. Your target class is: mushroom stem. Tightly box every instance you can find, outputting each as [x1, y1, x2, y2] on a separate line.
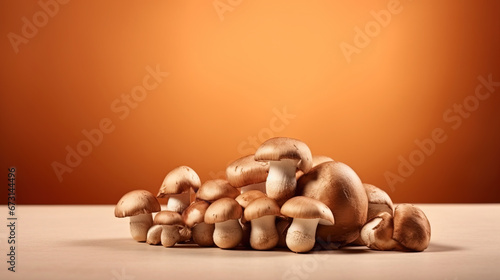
[192, 222, 215, 247]
[266, 159, 297, 205]
[146, 225, 163, 245]
[286, 218, 320, 253]
[249, 215, 278, 250]
[240, 182, 266, 194]
[129, 213, 153, 242]
[160, 225, 181, 247]
[213, 219, 243, 249]
[165, 192, 190, 213]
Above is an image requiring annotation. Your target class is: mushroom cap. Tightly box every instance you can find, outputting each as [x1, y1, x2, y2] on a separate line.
[204, 198, 242, 224]
[235, 190, 267, 208]
[115, 190, 161, 218]
[297, 161, 368, 246]
[393, 204, 431, 252]
[364, 183, 394, 212]
[280, 196, 335, 225]
[157, 166, 201, 198]
[226, 155, 269, 188]
[182, 201, 210, 228]
[312, 155, 334, 167]
[254, 137, 313, 173]
[153, 210, 184, 226]
[244, 197, 281, 221]
[196, 179, 240, 202]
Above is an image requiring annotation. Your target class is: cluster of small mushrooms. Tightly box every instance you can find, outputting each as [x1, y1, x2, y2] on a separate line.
[115, 137, 431, 253]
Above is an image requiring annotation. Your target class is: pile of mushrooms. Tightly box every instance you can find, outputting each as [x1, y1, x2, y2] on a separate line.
[115, 137, 431, 253]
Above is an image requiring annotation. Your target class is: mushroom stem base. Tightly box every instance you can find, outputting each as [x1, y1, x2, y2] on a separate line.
[286, 218, 320, 253]
[161, 225, 181, 247]
[129, 213, 153, 242]
[192, 222, 215, 247]
[250, 215, 278, 250]
[213, 220, 242, 249]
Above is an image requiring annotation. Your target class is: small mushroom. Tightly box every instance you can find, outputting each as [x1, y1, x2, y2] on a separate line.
[146, 225, 163, 245]
[244, 197, 281, 250]
[297, 161, 368, 248]
[361, 204, 431, 252]
[255, 137, 313, 205]
[157, 166, 201, 213]
[226, 155, 269, 193]
[196, 179, 240, 202]
[114, 190, 161, 242]
[182, 201, 215, 247]
[153, 210, 185, 247]
[281, 196, 335, 253]
[204, 198, 243, 249]
[235, 190, 267, 247]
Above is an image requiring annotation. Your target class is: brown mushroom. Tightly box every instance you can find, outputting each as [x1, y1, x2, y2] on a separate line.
[226, 155, 269, 193]
[157, 166, 201, 213]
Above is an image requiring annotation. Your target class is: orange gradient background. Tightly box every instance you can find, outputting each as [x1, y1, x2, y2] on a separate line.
[1, 0, 499, 204]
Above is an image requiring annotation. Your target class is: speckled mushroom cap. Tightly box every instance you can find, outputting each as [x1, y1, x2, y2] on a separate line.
[254, 137, 313, 173]
[204, 198, 242, 224]
[244, 197, 281, 221]
[235, 190, 267, 208]
[154, 210, 184, 226]
[297, 161, 368, 246]
[182, 201, 210, 228]
[115, 190, 161, 218]
[393, 204, 431, 252]
[226, 155, 269, 188]
[196, 179, 240, 202]
[280, 196, 335, 225]
[157, 166, 201, 198]
[364, 183, 394, 220]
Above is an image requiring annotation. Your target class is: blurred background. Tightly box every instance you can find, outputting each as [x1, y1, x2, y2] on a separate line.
[1, 0, 499, 204]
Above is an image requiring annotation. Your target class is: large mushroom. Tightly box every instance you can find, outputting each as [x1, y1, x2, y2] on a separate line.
[244, 197, 281, 250]
[226, 155, 269, 193]
[196, 179, 240, 203]
[281, 196, 335, 253]
[204, 198, 243, 249]
[297, 161, 368, 248]
[255, 137, 313, 206]
[114, 190, 161, 242]
[157, 166, 201, 214]
[182, 201, 215, 247]
[361, 204, 431, 251]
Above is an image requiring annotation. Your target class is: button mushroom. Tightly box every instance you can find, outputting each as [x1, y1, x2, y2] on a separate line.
[361, 204, 431, 251]
[146, 225, 163, 245]
[114, 190, 161, 242]
[235, 190, 267, 248]
[281, 196, 335, 253]
[182, 201, 215, 247]
[244, 197, 281, 250]
[255, 137, 313, 206]
[226, 155, 269, 193]
[196, 179, 240, 203]
[153, 210, 185, 247]
[157, 166, 201, 214]
[297, 161, 368, 248]
[204, 198, 243, 249]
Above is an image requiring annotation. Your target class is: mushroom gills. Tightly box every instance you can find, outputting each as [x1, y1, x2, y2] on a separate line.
[250, 215, 278, 250]
[286, 218, 320, 253]
[129, 213, 153, 242]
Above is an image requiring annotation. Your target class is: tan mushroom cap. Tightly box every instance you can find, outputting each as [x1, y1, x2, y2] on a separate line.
[115, 190, 161, 218]
[244, 197, 281, 221]
[297, 161, 368, 246]
[154, 210, 184, 226]
[226, 155, 269, 188]
[157, 166, 201, 198]
[393, 204, 431, 252]
[312, 155, 334, 167]
[204, 198, 242, 224]
[182, 201, 210, 228]
[364, 183, 394, 220]
[280, 196, 335, 225]
[235, 190, 267, 208]
[254, 137, 313, 173]
[196, 179, 240, 202]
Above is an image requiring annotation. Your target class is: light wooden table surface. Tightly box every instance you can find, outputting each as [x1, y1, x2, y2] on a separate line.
[0, 204, 498, 280]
